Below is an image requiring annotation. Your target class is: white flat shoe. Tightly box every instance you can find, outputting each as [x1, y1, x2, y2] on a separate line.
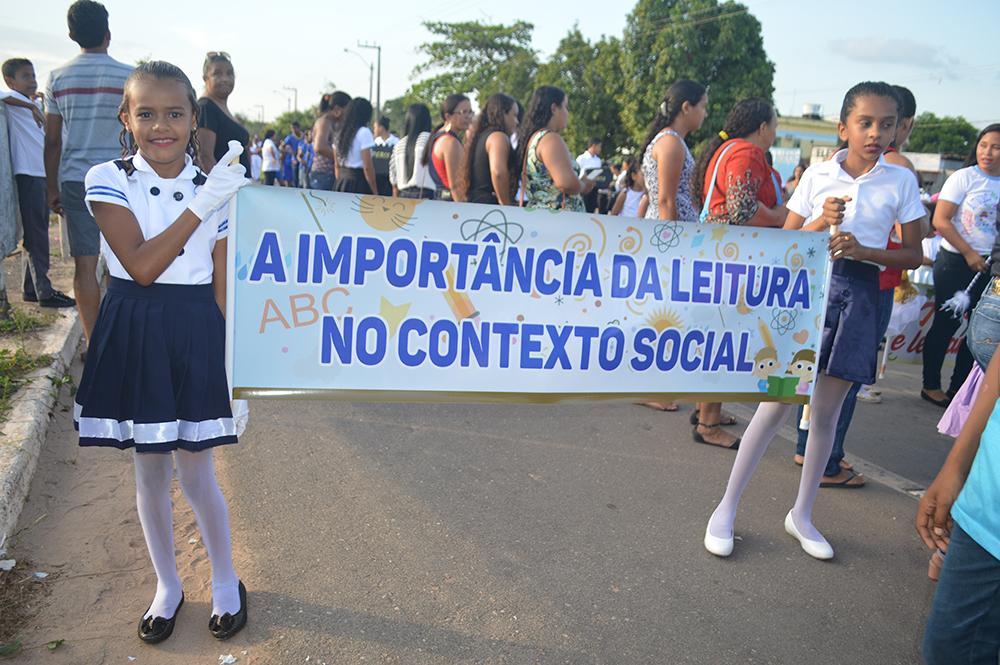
[784, 510, 833, 560]
[704, 523, 734, 557]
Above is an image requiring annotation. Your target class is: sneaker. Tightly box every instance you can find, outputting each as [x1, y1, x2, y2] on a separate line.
[38, 291, 76, 308]
[857, 385, 882, 403]
[22, 292, 37, 303]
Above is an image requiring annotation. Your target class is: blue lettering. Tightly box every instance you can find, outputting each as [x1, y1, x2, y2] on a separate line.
[504, 246, 534, 294]
[788, 270, 811, 309]
[451, 243, 478, 289]
[611, 255, 636, 299]
[574, 253, 603, 297]
[574, 326, 599, 370]
[386, 238, 417, 288]
[471, 244, 502, 291]
[429, 320, 458, 367]
[311, 234, 352, 284]
[670, 258, 690, 302]
[691, 261, 712, 304]
[767, 267, 790, 307]
[746, 265, 768, 306]
[656, 329, 682, 371]
[493, 322, 518, 368]
[631, 329, 656, 371]
[357, 317, 387, 366]
[599, 328, 625, 370]
[296, 233, 311, 283]
[353, 236, 386, 285]
[249, 231, 287, 283]
[418, 241, 448, 289]
[460, 320, 489, 368]
[399, 318, 427, 366]
[635, 257, 663, 301]
[320, 315, 352, 365]
[680, 330, 704, 371]
[535, 249, 563, 295]
[520, 324, 544, 369]
[544, 324, 573, 369]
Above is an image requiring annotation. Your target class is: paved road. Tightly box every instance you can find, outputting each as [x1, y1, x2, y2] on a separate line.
[9, 358, 944, 664]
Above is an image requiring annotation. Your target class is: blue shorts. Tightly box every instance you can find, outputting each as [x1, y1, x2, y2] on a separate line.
[61, 181, 101, 257]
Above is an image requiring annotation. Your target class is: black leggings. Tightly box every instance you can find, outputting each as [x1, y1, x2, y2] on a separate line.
[922, 248, 988, 393]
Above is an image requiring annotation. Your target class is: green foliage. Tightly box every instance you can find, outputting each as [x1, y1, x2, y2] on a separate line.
[380, 96, 409, 140]
[908, 112, 980, 159]
[535, 29, 628, 156]
[0, 348, 50, 420]
[268, 108, 319, 140]
[411, 20, 539, 108]
[0, 308, 49, 335]
[621, 0, 774, 148]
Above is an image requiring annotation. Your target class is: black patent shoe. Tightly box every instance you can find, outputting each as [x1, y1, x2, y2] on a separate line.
[39, 290, 76, 308]
[209, 580, 247, 640]
[138, 593, 184, 644]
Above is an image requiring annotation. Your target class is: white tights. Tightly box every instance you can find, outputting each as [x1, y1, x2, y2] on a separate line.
[708, 373, 854, 545]
[133, 449, 240, 619]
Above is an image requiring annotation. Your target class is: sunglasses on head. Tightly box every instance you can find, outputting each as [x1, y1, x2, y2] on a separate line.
[206, 51, 231, 60]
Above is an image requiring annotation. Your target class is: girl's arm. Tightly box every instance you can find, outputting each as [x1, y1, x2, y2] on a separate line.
[637, 193, 649, 219]
[933, 199, 986, 272]
[199, 128, 219, 172]
[917, 344, 999, 550]
[361, 148, 378, 195]
[486, 132, 513, 205]
[92, 202, 204, 286]
[610, 190, 626, 216]
[837, 217, 924, 269]
[654, 139, 684, 221]
[745, 202, 787, 227]
[313, 117, 334, 162]
[537, 132, 590, 196]
[212, 240, 227, 315]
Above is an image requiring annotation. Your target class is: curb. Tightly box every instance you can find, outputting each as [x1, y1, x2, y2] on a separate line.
[0, 308, 82, 546]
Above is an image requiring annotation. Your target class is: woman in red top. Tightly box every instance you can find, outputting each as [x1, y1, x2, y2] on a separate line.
[688, 98, 787, 449]
[423, 93, 472, 200]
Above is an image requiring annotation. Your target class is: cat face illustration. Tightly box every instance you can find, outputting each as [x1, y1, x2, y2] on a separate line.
[354, 196, 420, 232]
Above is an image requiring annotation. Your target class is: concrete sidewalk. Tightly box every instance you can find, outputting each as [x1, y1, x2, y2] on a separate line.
[4, 372, 936, 664]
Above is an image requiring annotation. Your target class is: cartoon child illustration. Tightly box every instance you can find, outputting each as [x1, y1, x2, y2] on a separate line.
[753, 347, 779, 393]
[787, 349, 817, 395]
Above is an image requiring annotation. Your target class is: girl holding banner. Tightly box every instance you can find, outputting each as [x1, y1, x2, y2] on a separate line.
[704, 82, 926, 560]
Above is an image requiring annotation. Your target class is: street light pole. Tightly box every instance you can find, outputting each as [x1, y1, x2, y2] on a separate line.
[282, 86, 298, 112]
[359, 41, 381, 117]
[343, 49, 373, 104]
[252, 104, 264, 122]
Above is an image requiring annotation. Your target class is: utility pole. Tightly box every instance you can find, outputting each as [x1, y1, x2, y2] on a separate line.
[359, 41, 381, 117]
[252, 104, 264, 122]
[282, 86, 299, 112]
[344, 49, 373, 102]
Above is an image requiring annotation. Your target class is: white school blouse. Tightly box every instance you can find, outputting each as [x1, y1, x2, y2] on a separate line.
[84, 153, 229, 286]
[787, 149, 925, 249]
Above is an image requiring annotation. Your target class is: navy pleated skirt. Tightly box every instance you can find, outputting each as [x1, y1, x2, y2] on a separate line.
[819, 259, 880, 385]
[74, 278, 237, 452]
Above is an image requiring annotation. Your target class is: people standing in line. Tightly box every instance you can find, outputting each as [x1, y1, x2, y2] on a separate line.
[610, 161, 645, 218]
[576, 137, 603, 213]
[373, 116, 399, 148]
[456, 92, 519, 205]
[424, 93, 472, 200]
[922, 124, 1000, 407]
[333, 97, 377, 194]
[389, 103, 435, 199]
[918, 339, 1000, 664]
[248, 137, 262, 182]
[297, 130, 313, 188]
[279, 122, 302, 187]
[310, 91, 350, 191]
[78, 60, 249, 644]
[261, 129, 279, 185]
[43, 0, 133, 343]
[2, 58, 76, 308]
[689, 97, 783, 448]
[196, 52, 250, 176]
[704, 82, 925, 561]
[516, 86, 594, 212]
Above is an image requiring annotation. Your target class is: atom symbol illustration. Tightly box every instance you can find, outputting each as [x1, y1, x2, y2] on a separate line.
[651, 221, 682, 253]
[770, 308, 798, 335]
[460, 208, 525, 258]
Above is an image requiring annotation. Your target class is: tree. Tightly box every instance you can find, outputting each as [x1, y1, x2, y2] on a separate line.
[268, 108, 318, 140]
[621, 0, 774, 148]
[408, 20, 540, 109]
[535, 28, 628, 155]
[907, 112, 979, 159]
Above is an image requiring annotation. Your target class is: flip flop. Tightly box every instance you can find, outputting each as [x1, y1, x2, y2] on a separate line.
[692, 424, 740, 450]
[793, 455, 853, 471]
[819, 470, 865, 488]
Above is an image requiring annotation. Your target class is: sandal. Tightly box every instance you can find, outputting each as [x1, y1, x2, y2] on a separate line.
[819, 470, 866, 488]
[692, 423, 740, 450]
[793, 455, 853, 471]
[636, 401, 679, 412]
[689, 410, 737, 427]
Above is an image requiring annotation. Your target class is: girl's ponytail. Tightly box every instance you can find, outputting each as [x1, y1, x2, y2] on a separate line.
[691, 98, 773, 208]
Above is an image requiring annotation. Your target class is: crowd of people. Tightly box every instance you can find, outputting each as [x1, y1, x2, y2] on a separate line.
[3, 0, 1000, 661]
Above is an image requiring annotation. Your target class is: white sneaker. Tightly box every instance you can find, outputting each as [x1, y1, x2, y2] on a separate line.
[784, 510, 834, 560]
[856, 385, 882, 403]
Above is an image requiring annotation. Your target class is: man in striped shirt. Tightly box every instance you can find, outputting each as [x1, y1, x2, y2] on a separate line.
[44, 0, 132, 343]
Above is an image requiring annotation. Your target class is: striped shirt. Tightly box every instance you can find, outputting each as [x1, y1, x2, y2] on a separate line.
[45, 53, 133, 183]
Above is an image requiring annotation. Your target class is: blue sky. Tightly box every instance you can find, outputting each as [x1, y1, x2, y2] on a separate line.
[3, 0, 998, 128]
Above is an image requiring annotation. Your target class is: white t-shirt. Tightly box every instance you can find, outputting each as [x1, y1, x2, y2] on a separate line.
[261, 138, 280, 172]
[84, 153, 228, 285]
[576, 150, 602, 177]
[938, 166, 1000, 255]
[374, 133, 399, 148]
[621, 188, 643, 218]
[2, 90, 45, 177]
[341, 126, 375, 168]
[787, 149, 925, 251]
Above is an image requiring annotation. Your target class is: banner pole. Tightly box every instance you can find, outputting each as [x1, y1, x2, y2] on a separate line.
[800, 223, 838, 431]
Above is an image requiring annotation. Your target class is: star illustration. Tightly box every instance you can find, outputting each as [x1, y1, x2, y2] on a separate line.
[710, 226, 727, 241]
[555, 295, 564, 305]
[379, 297, 411, 338]
[807, 247, 816, 258]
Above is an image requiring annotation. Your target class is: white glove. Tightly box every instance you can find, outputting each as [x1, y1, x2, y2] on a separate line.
[188, 140, 249, 221]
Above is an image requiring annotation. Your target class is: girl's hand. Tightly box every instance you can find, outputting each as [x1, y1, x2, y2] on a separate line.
[819, 196, 851, 229]
[189, 141, 248, 221]
[916, 466, 964, 551]
[828, 231, 868, 262]
[963, 250, 989, 273]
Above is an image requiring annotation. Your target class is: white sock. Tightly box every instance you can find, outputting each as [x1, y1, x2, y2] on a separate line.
[175, 449, 240, 616]
[707, 402, 791, 538]
[790, 374, 853, 542]
[134, 452, 183, 620]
